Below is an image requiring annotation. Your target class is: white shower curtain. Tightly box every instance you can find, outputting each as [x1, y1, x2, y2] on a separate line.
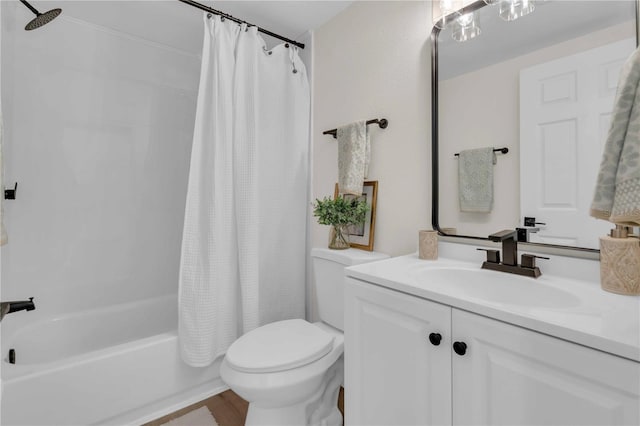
[179, 15, 310, 367]
[0, 1, 6, 247]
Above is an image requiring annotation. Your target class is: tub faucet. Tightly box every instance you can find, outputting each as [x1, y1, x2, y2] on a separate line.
[0, 297, 35, 321]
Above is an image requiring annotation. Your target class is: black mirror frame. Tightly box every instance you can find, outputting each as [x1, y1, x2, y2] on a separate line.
[430, 0, 640, 253]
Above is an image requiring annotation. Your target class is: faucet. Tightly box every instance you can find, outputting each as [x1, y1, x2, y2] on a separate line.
[0, 297, 35, 321]
[488, 229, 518, 266]
[478, 230, 548, 278]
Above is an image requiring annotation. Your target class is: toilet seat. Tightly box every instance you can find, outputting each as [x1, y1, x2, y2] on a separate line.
[225, 319, 335, 373]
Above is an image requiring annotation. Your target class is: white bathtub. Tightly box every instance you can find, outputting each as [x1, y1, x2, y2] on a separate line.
[1, 294, 225, 426]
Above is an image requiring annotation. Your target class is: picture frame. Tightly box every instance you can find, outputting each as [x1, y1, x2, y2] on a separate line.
[334, 181, 378, 251]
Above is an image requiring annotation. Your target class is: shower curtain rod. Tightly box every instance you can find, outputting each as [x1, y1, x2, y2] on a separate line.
[177, 0, 305, 49]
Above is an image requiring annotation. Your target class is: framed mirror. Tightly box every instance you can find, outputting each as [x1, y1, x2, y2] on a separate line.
[431, 0, 638, 252]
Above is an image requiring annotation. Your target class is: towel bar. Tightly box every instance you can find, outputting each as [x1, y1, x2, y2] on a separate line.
[454, 147, 508, 157]
[323, 118, 388, 139]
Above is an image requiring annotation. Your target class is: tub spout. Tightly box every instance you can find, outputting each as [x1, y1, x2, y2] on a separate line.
[0, 297, 35, 321]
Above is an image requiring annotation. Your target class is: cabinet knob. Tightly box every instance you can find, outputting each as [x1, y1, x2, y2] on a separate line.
[428, 332, 442, 346]
[453, 341, 467, 356]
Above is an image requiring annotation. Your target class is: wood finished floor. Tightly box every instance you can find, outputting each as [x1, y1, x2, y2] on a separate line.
[144, 390, 248, 426]
[144, 387, 344, 426]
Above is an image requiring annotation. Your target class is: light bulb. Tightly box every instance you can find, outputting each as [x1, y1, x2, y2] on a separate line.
[499, 0, 535, 22]
[457, 13, 474, 27]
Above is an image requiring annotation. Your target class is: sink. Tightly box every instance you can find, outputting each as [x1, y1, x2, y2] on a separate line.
[411, 267, 582, 309]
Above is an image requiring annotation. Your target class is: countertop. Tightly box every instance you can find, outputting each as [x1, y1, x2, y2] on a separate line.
[346, 252, 640, 362]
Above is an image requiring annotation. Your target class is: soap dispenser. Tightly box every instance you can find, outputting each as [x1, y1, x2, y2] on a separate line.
[599, 225, 640, 295]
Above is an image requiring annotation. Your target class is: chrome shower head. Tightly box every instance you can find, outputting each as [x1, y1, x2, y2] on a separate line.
[19, 0, 61, 31]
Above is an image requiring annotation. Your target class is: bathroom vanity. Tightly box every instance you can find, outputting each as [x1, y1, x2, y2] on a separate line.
[343, 245, 640, 425]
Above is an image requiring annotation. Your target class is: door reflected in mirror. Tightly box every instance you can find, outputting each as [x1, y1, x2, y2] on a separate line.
[434, 0, 637, 250]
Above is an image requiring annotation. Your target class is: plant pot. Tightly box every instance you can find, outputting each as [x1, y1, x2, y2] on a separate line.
[328, 225, 350, 250]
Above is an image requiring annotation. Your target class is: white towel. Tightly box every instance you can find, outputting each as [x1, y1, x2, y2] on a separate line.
[337, 120, 369, 195]
[458, 147, 496, 213]
[591, 47, 640, 226]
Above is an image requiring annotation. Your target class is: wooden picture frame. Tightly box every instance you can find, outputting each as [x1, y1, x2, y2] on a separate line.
[334, 181, 378, 251]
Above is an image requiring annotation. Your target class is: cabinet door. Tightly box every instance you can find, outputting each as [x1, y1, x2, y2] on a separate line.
[344, 278, 452, 426]
[452, 309, 640, 426]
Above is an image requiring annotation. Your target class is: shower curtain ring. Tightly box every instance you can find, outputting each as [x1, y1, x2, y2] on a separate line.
[288, 46, 298, 74]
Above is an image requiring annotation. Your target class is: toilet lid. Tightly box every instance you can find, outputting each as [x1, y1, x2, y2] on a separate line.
[225, 319, 335, 373]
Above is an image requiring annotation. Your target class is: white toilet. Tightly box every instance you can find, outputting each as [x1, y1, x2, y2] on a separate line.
[220, 248, 388, 426]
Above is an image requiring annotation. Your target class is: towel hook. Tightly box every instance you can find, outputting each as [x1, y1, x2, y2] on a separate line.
[4, 182, 17, 200]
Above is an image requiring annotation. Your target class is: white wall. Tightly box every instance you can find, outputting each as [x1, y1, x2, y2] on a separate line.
[0, 1, 200, 328]
[438, 21, 634, 237]
[312, 1, 432, 260]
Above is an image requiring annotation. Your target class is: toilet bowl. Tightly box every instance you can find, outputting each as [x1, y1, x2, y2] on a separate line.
[221, 321, 344, 425]
[220, 248, 389, 426]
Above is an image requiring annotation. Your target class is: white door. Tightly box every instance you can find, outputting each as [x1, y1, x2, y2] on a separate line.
[520, 39, 635, 248]
[452, 309, 640, 426]
[344, 278, 452, 426]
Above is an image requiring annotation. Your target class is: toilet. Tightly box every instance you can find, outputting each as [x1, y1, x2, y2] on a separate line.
[220, 247, 389, 426]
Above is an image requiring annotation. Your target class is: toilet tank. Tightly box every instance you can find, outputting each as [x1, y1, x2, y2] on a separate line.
[311, 248, 389, 331]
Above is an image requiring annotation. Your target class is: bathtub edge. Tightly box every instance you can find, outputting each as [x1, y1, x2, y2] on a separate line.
[99, 378, 229, 426]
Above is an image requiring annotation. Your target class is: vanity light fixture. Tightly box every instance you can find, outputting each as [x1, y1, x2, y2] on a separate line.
[434, 0, 535, 42]
[498, 0, 535, 21]
[452, 11, 481, 42]
[433, 0, 462, 29]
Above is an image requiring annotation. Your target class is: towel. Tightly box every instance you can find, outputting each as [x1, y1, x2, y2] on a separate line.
[337, 120, 369, 195]
[591, 47, 640, 226]
[458, 147, 496, 213]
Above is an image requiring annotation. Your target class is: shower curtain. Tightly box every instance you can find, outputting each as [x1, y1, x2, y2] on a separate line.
[179, 15, 310, 367]
[0, 1, 6, 247]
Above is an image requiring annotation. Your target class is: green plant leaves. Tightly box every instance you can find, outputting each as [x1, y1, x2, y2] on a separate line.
[312, 196, 369, 227]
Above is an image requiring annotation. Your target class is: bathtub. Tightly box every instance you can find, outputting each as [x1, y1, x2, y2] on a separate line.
[1, 294, 226, 426]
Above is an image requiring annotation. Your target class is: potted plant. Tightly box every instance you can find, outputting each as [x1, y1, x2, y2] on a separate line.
[313, 196, 369, 250]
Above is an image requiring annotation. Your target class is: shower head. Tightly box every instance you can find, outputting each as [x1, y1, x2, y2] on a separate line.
[19, 0, 62, 31]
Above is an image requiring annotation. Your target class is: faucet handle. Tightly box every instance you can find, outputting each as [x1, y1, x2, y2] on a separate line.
[524, 217, 546, 227]
[521, 254, 549, 269]
[477, 248, 500, 264]
[516, 227, 540, 242]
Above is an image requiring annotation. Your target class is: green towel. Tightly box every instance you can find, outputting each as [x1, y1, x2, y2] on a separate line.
[591, 47, 640, 226]
[337, 120, 369, 196]
[458, 147, 496, 213]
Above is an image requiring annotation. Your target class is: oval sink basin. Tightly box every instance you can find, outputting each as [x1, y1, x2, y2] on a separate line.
[412, 267, 581, 309]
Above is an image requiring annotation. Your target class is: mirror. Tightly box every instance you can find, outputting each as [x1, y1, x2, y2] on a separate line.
[432, 0, 638, 251]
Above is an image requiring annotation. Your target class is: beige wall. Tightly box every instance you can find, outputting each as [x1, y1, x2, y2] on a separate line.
[312, 1, 432, 259]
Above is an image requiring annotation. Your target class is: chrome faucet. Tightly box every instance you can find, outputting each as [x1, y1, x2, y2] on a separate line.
[0, 297, 35, 321]
[478, 230, 548, 278]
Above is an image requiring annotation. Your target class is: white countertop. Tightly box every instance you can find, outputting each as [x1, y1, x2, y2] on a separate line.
[346, 252, 640, 362]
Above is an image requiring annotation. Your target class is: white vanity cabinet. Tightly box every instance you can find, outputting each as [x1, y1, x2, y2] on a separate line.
[345, 277, 640, 426]
[344, 276, 452, 426]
